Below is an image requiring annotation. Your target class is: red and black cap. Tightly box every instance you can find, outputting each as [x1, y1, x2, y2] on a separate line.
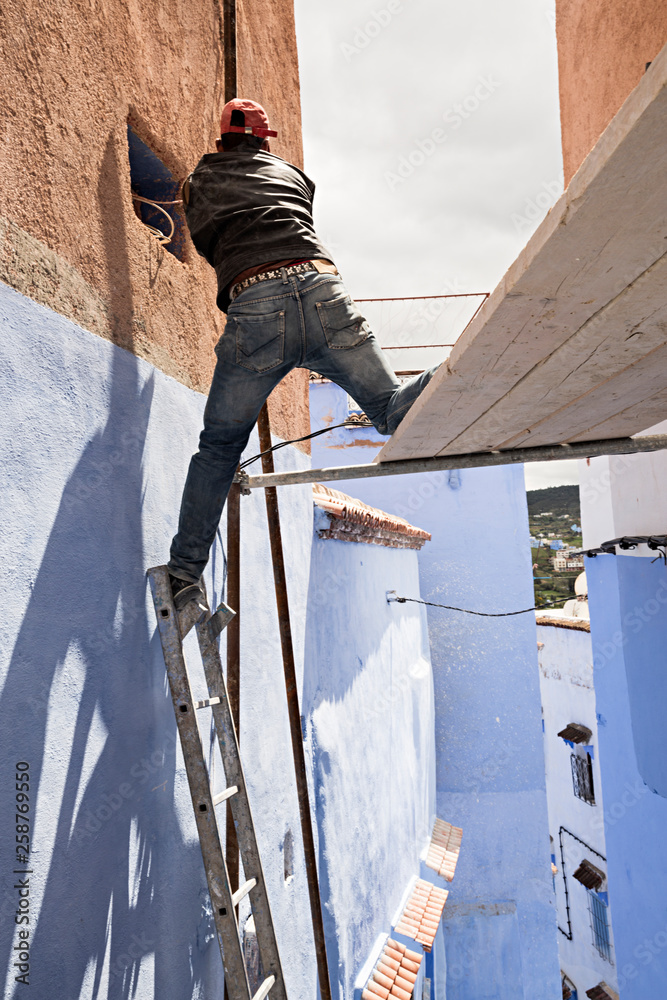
[220, 98, 277, 138]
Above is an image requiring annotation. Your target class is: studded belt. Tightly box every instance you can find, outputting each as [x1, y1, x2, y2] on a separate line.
[229, 259, 338, 303]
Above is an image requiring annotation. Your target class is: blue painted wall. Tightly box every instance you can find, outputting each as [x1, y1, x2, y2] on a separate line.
[303, 521, 435, 1000]
[585, 553, 667, 999]
[0, 282, 437, 1000]
[310, 380, 561, 1000]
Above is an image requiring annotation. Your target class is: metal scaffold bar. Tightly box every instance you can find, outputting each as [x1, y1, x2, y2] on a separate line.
[256, 404, 333, 1000]
[237, 434, 667, 490]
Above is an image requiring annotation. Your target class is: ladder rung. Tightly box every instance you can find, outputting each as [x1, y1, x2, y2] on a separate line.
[212, 785, 239, 806]
[252, 975, 276, 1000]
[177, 597, 208, 639]
[194, 696, 222, 710]
[209, 600, 236, 638]
[231, 878, 257, 908]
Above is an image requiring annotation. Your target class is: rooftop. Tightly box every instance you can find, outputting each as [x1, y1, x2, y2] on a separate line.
[313, 484, 431, 549]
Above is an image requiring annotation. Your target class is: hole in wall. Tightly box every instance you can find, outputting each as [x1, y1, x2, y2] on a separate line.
[127, 125, 187, 261]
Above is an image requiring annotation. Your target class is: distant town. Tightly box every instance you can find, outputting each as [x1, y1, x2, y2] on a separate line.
[527, 485, 583, 607]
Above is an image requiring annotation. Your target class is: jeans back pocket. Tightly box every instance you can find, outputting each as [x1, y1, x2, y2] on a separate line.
[316, 295, 371, 350]
[232, 309, 286, 373]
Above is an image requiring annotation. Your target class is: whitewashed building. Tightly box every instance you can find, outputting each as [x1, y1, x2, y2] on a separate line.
[537, 601, 619, 1000]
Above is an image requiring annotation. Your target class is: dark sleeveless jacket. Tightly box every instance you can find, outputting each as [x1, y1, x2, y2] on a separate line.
[183, 146, 332, 312]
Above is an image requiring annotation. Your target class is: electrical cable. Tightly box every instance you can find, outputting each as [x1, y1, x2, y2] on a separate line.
[132, 194, 182, 246]
[388, 594, 572, 617]
[239, 421, 356, 470]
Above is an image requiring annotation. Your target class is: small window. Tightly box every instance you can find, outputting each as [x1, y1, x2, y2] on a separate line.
[571, 751, 595, 805]
[127, 125, 187, 261]
[588, 891, 613, 963]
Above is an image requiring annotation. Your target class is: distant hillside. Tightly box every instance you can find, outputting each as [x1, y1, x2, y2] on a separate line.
[527, 484, 580, 520]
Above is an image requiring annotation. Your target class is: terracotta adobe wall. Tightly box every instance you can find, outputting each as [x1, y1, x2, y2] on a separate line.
[0, 0, 309, 444]
[556, 0, 667, 184]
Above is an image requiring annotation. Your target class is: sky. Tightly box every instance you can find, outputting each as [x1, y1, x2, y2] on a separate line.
[293, 0, 579, 491]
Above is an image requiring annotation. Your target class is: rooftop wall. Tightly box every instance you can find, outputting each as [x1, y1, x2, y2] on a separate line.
[555, 1, 667, 183]
[0, 0, 309, 443]
[303, 527, 436, 1000]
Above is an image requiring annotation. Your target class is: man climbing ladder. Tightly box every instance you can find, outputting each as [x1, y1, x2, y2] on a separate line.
[167, 98, 438, 604]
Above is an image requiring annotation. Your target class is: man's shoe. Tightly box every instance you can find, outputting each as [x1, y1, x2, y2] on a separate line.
[169, 573, 206, 611]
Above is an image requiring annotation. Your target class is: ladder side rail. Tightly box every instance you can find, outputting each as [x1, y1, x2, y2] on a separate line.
[197, 615, 288, 1000]
[148, 568, 252, 1000]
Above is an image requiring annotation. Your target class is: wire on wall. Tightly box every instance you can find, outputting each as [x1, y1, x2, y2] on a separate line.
[131, 194, 183, 246]
[387, 592, 569, 617]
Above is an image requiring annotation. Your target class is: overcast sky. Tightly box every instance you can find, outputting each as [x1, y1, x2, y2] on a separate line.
[293, 0, 579, 491]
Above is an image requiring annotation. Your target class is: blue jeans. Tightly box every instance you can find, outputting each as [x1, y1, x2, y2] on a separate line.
[168, 270, 438, 582]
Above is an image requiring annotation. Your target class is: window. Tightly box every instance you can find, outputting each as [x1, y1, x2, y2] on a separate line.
[127, 125, 187, 261]
[588, 891, 613, 962]
[571, 751, 595, 805]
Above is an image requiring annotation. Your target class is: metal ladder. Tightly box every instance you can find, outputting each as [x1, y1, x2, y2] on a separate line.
[147, 566, 287, 1000]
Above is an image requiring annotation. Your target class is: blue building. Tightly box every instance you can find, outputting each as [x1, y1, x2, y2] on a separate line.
[579, 444, 667, 1000]
[309, 378, 561, 999]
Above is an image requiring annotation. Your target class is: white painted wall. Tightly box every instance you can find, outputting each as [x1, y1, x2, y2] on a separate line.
[579, 419, 667, 552]
[537, 621, 618, 997]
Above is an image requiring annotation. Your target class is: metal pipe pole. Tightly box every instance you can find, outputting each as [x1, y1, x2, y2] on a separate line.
[223, 0, 237, 103]
[223, 0, 238, 921]
[256, 404, 332, 1000]
[238, 434, 667, 490]
[226, 481, 241, 905]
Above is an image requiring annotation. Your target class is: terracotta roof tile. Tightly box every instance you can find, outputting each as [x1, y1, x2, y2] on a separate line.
[573, 859, 605, 890]
[585, 984, 619, 1000]
[313, 484, 431, 550]
[363, 939, 424, 1000]
[557, 723, 592, 744]
[425, 818, 463, 881]
[393, 879, 449, 953]
[536, 615, 591, 632]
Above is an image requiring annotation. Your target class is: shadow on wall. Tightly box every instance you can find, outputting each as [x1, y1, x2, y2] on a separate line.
[0, 134, 210, 999]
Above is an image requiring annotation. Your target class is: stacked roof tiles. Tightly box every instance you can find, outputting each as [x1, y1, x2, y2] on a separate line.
[425, 818, 463, 881]
[361, 938, 423, 1000]
[394, 879, 449, 953]
[313, 484, 431, 550]
[585, 984, 619, 1000]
